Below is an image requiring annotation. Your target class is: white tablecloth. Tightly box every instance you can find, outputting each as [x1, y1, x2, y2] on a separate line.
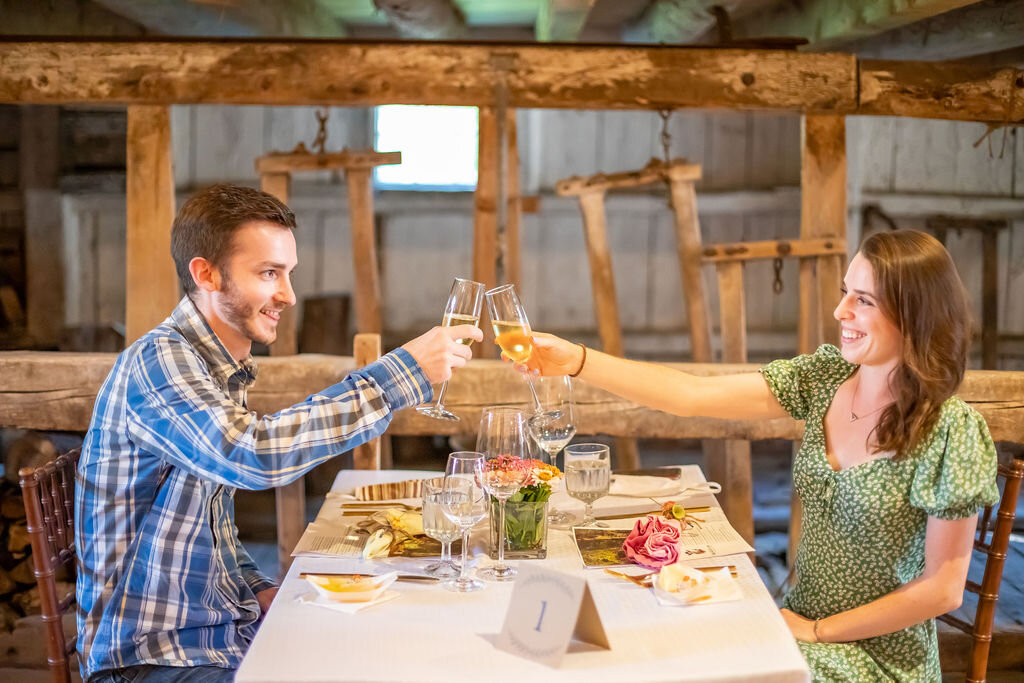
[236, 467, 809, 683]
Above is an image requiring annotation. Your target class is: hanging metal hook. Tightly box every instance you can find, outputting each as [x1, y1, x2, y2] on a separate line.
[312, 106, 330, 155]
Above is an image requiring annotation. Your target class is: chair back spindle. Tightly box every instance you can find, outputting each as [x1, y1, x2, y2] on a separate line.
[938, 456, 1024, 683]
[19, 447, 80, 683]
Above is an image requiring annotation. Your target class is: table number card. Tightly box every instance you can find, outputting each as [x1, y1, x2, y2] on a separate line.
[495, 564, 610, 667]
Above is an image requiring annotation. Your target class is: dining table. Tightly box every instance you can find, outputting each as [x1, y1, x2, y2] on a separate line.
[235, 465, 810, 682]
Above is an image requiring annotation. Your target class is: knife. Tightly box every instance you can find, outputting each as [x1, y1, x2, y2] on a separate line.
[299, 572, 440, 583]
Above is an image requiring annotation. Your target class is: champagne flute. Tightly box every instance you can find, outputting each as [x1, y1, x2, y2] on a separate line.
[421, 478, 461, 578]
[417, 277, 485, 421]
[564, 443, 611, 528]
[476, 407, 530, 581]
[527, 375, 577, 528]
[484, 284, 543, 412]
[440, 451, 487, 593]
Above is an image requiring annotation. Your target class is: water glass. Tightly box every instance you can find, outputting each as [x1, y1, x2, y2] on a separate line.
[527, 375, 576, 528]
[440, 451, 487, 593]
[421, 479, 461, 578]
[476, 407, 530, 581]
[564, 443, 611, 528]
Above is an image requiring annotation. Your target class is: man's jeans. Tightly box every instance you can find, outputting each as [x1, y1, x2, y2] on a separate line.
[89, 664, 235, 682]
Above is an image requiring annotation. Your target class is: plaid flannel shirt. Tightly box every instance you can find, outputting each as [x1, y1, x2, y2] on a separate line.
[76, 297, 430, 677]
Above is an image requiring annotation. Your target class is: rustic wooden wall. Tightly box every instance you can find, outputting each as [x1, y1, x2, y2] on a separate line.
[59, 105, 1022, 366]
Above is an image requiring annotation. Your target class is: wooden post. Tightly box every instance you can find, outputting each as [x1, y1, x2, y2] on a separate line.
[345, 167, 383, 335]
[575, 190, 638, 470]
[505, 110, 522, 291]
[799, 115, 846, 351]
[981, 226, 998, 370]
[352, 333, 383, 470]
[258, 170, 305, 577]
[577, 190, 623, 358]
[260, 172, 298, 354]
[667, 166, 713, 363]
[20, 106, 62, 347]
[126, 105, 178, 344]
[706, 261, 754, 544]
[474, 106, 499, 357]
[791, 114, 848, 567]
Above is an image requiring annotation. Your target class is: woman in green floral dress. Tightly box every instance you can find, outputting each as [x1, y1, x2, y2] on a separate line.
[515, 230, 999, 681]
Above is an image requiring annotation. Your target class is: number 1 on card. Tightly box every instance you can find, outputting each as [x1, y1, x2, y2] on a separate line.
[535, 600, 547, 632]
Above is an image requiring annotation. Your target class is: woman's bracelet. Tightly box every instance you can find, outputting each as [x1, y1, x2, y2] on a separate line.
[569, 343, 587, 377]
[813, 618, 822, 643]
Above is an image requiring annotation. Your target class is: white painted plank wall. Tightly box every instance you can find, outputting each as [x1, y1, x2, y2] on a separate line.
[61, 108, 1021, 366]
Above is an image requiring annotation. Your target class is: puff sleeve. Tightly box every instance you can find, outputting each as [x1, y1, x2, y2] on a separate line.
[760, 344, 853, 422]
[910, 400, 1000, 520]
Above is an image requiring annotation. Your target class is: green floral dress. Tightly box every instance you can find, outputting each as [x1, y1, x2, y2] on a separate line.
[760, 344, 999, 682]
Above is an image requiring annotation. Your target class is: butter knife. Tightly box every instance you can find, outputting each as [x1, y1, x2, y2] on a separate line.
[595, 505, 712, 521]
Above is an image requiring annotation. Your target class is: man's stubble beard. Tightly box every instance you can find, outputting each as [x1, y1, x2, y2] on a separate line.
[220, 269, 277, 347]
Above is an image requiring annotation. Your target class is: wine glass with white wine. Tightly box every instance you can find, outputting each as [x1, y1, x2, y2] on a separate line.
[527, 375, 577, 528]
[484, 284, 543, 412]
[416, 277, 484, 421]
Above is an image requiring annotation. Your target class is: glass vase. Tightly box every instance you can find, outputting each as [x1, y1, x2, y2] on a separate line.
[488, 496, 548, 560]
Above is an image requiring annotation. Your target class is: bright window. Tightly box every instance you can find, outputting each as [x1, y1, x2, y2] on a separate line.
[374, 105, 479, 190]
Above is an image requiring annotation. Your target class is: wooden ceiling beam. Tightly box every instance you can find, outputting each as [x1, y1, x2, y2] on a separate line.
[623, 0, 745, 44]
[92, 0, 346, 38]
[370, 0, 466, 40]
[837, 0, 1024, 62]
[0, 40, 855, 112]
[536, 0, 597, 42]
[0, 0, 147, 36]
[735, 0, 982, 51]
[0, 40, 1020, 123]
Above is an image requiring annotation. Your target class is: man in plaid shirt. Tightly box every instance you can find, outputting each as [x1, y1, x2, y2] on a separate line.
[76, 185, 481, 682]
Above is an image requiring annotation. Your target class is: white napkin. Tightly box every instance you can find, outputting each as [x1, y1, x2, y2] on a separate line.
[609, 472, 723, 498]
[652, 564, 741, 606]
[297, 589, 400, 614]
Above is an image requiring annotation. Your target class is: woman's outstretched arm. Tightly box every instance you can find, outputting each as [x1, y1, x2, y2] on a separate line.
[518, 332, 788, 421]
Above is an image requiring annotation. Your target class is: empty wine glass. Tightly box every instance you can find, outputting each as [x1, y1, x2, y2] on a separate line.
[476, 407, 530, 581]
[421, 478, 461, 578]
[564, 443, 611, 528]
[440, 451, 487, 593]
[527, 375, 576, 528]
[417, 277, 485, 421]
[484, 284, 543, 412]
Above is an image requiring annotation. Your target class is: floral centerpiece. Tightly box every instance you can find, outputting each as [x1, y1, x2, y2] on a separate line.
[622, 501, 698, 569]
[488, 458, 562, 560]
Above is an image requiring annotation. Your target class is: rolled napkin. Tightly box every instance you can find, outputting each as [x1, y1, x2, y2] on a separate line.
[609, 474, 722, 498]
[653, 563, 741, 606]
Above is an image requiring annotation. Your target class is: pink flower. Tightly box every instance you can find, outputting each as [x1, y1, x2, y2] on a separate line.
[623, 515, 681, 569]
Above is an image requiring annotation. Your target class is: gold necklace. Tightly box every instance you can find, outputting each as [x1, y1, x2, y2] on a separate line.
[849, 374, 891, 423]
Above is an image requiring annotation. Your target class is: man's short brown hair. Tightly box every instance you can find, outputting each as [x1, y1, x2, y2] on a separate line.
[171, 184, 297, 298]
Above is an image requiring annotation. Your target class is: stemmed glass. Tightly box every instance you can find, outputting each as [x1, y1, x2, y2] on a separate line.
[564, 443, 611, 528]
[484, 284, 543, 412]
[417, 277, 485, 421]
[440, 451, 488, 593]
[527, 375, 577, 528]
[420, 478, 461, 578]
[476, 407, 531, 581]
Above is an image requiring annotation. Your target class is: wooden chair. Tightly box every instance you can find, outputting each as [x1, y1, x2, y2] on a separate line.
[938, 455, 1024, 683]
[19, 447, 80, 683]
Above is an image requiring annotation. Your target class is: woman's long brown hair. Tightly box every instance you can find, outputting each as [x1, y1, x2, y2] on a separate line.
[860, 230, 973, 459]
